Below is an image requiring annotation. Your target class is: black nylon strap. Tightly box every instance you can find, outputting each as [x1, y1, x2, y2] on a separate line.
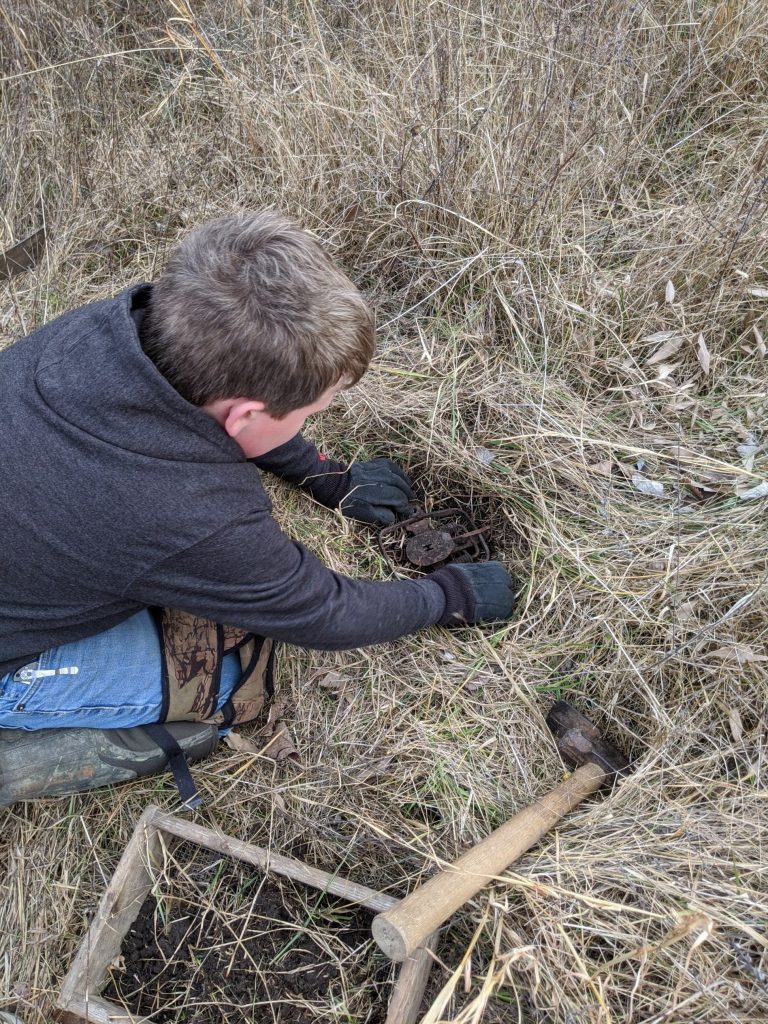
[219, 636, 271, 728]
[143, 723, 202, 810]
[149, 607, 171, 722]
[264, 642, 276, 698]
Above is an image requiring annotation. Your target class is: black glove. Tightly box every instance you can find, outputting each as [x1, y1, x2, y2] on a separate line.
[431, 561, 515, 625]
[339, 458, 414, 525]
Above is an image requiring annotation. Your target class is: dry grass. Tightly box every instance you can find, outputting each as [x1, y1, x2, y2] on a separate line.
[2, 0, 768, 1021]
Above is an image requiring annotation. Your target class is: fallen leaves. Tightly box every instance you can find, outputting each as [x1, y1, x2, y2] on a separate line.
[754, 324, 766, 357]
[630, 912, 715, 963]
[708, 644, 768, 666]
[589, 459, 614, 478]
[352, 755, 394, 783]
[729, 708, 743, 742]
[224, 700, 299, 763]
[640, 329, 716, 381]
[631, 472, 665, 497]
[736, 432, 761, 472]
[644, 331, 684, 365]
[738, 480, 768, 501]
[654, 361, 678, 381]
[313, 669, 350, 692]
[463, 668, 500, 691]
[672, 912, 715, 953]
[310, 668, 354, 704]
[696, 333, 710, 374]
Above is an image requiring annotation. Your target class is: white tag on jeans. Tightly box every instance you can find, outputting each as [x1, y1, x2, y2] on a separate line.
[12, 665, 80, 684]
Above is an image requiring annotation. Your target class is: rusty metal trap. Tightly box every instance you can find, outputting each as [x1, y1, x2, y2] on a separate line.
[377, 504, 491, 575]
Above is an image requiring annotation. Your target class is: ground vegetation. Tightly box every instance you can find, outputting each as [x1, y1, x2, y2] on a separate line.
[2, 1, 767, 1020]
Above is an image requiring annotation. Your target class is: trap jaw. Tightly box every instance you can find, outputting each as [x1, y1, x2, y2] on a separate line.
[377, 504, 491, 574]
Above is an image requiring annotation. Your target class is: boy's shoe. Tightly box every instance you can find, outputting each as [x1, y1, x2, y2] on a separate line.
[0, 722, 219, 807]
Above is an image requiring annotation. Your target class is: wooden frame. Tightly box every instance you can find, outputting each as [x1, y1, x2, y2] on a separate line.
[58, 805, 436, 1024]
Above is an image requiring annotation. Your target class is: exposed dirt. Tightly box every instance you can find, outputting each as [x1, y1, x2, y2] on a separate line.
[102, 850, 394, 1023]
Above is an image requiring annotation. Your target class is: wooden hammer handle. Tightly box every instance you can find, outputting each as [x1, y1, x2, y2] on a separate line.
[372, 761, 605, 961]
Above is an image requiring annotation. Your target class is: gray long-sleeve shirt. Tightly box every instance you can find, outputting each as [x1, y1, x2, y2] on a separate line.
[0, 284, 446, 676]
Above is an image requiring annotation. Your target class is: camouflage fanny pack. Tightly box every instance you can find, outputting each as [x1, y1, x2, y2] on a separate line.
[154, 607, 274, 729]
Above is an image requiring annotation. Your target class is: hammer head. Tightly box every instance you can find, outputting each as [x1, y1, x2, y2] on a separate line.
[546, 701, 630, 779]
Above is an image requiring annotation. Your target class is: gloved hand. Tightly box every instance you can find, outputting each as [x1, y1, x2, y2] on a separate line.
[339, 458, 414, 525]
[431, 561, 516, 625]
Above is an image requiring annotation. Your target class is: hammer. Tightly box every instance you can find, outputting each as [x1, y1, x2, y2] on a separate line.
[372, 701, 629, 961]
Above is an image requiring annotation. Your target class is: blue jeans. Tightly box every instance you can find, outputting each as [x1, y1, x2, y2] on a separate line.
[0, 610, 242, 730]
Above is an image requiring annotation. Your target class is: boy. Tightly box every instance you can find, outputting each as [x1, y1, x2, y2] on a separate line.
[0, 212, 514, 804]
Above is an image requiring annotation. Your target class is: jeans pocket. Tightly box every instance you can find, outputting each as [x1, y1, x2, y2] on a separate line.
[0, 664, 46, 712]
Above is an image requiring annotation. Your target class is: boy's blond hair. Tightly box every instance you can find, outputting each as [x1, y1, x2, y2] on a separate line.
[140, 212, 374, 416]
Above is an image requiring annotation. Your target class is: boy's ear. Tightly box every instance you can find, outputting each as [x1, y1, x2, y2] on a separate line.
[222, 399, 267, 439]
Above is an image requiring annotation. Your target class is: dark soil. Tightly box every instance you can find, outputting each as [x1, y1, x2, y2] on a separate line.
[102, 846, 395, 1023]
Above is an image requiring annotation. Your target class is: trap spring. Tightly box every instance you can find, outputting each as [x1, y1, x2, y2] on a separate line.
[378, 505, 491, 573]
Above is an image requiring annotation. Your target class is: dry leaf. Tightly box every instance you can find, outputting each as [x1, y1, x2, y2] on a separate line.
[660, 912, 714, 950]
[591, 275, 618, 299]
[729, 708, 744, 742]
[738, 480, 768, 500]
[655, 361, 678, 381]
[272, 790, 287, 813]
[589, 459, 614, 478]
[646, 332, 684, 365]
[689, 916, 715, 951]
[463, 669, 498, 691]
[464, 954, 473, 994]
[632, 473, 665, 497]
[737, 435, 759, 472]
[643, 329, 676, 345]
[676, 600, 699, 622]
[665, 280, 676, 303]
[312, 669, 354, 704]
[666, 394, 698, 414]
[696, 334, 710, 374]
[690, 468, 738, 487]
[224, 731, 262, 755]
[747, 286, 768, 298]
[314, 669, 349, 691]
[753, 327, 765, 360]
[737, 443, 759, 458]
[753, 324, 766, 357]
[225, 704, 300, 763]
[257, 700, 300, 761]
[709, 644, 768, 665]
[353, 755, 394, 782]
[222, 721, 298, 762]
[258, 720, 299, 762]
[685, 482, 718, 502]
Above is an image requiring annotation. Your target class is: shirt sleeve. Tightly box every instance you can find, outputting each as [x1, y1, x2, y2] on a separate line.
[123, 508, 447, 651]
[249, 434, 350, 508]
